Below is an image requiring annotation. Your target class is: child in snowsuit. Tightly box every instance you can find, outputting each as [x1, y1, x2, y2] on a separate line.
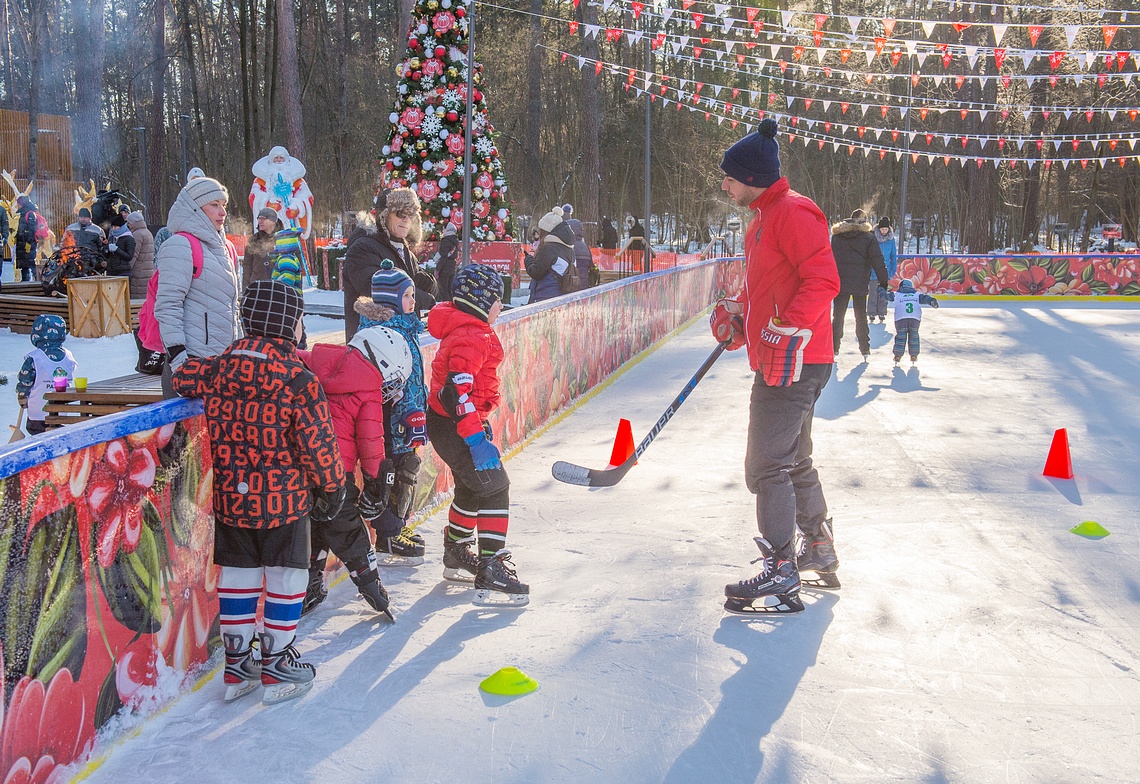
[15, 315, 77, 435]
[297, 326, 414, 620]
[353, 259, 430, 563]
[172, 280, 346, 705]
[885, 278, 939, 363]
[426, 263, 528, 606]
[271, 228, 307, 348]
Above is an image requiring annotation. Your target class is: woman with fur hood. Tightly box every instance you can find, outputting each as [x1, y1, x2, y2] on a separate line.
[342, 188, 436, 341]
[829, 209, 889, 360]
[525, 206, 578, 303]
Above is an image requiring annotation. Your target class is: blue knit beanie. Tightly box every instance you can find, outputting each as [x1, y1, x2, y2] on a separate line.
[31, 315, 67, 350]
[720, 118, 781, 188]
[371, 259, 414, 313]
[452, 263, 504, 321]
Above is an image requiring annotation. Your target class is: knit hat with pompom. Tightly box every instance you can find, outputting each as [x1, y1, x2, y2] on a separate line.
[720, 118, 781, 188]
[538, 206, 565, 234]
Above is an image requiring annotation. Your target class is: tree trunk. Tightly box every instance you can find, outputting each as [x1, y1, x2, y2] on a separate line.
[335, 0, 349, 210]
[251, 0, 262, 155]
[72, 0, 107, 180]
[179, 0, 207, 168]
[397, 0, 413, 43]
[276, 0, 304, 159]
[239, 0, 253, 173]
[577, 1, 600, 245]
[523, 0, 543, 203]
[146, 0, 165, 219]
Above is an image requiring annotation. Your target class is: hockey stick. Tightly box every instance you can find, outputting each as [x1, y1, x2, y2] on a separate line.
[551, 340, 730, 487]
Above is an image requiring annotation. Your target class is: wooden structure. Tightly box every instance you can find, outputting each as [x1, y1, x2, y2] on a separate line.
[0, 109, 73, 181]
[67, 276, 131, 338]
[40, 373, 163, 428]
[0, 280, 143, 335]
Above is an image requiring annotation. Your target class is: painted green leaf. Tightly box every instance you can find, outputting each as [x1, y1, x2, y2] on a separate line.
[94, 522, 164, 635]
[1081, 264, 1096, 283]
[94, 664, 125, 730]
[168, 454, 200, 548]
[0, 490, 87, 689]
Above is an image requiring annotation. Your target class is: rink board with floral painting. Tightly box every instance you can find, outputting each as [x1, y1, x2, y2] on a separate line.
[895, 254, 1140, 295]
[0, 258, 741, 780]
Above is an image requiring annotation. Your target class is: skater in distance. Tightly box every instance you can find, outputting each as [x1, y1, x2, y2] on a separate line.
[713, 118, 843, 614]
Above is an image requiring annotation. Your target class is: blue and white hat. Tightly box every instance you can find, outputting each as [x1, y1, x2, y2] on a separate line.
[452, 263, 504, 321]
[371, 259, 414, 314]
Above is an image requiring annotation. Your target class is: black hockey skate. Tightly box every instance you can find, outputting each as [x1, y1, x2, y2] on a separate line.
[442, 534, 479, 582]
[259, 632, 315, 705]
[795, 520, 841, 590]
[377, 527, 425, 567]
[724, 537, 804, 615]
[223, 636, 261, 702]
[350, 562, 395, 622]
[300, 564, 327, 617]
[473, 550, 529, 608]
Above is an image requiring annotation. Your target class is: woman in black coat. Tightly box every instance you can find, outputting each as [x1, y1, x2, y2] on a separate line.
[830, 209, 889, 360]
[433, 222, 461, 301]
[526, 207, 577, 303]
[342, 188, 436, 340]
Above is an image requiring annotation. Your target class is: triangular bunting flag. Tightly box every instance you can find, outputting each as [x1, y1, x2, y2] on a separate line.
[1064, 25, 1079, 48]
[992, 23, 1008, 45]
[922, 20, 937, 37]
[847, 16, 862, 34]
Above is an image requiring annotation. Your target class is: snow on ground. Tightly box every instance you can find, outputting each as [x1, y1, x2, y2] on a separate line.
[68, 299, 1140, 783]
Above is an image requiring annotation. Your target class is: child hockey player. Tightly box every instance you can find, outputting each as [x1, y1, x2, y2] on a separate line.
[15, 315, 77, 435]
[353, 259, 429, 565]
[426, 263, 528, 607]
[297, 326, 413, 620]
[885, 278, 940, 364]
[172, 280, 346, 704]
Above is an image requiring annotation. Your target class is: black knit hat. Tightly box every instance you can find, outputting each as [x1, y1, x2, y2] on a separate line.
[452, 263, 504, 321]
[720, 118, 781, 188]
[878, 216, 892, 229]
[241, 279, 305, 343]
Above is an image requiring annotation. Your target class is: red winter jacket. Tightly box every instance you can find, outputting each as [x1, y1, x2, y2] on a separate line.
[172, 335, 345, 529]
[732, 178, 840, 370]
[426, 303, 503, 438]
[298, 344, 388, 479]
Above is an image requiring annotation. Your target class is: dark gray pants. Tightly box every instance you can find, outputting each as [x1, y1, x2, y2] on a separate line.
[745, 363, 831, 559]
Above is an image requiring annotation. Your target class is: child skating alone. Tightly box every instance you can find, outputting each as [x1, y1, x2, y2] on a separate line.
[425, 264, 528, 607]
[353, 259, 430, 565]
[886, 278, 940, 364]
[172, 280, 346, 704]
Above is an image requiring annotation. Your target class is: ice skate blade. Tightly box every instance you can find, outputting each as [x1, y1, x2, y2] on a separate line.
[472, 589, 529, 608]
[378, 554, 424, 567]
[443, 567, 476, 583]
[724, 594, 805, 615]
[223, 680, 260, 702]
[801, 571, 841, 590]
[262, 680, 313, 705]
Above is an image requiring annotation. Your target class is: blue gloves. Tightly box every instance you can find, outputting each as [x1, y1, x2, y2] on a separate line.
[464, 431, 502, 471]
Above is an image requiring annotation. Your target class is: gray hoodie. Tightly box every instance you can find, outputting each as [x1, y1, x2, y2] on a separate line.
[154, 186, 241, 357]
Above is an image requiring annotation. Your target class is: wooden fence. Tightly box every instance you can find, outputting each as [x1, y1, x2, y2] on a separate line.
[0, 108, 73, 181]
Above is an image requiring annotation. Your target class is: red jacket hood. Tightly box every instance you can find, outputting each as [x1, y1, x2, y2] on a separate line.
[427, 301, 489, 338]
[300, 343, 383, 395]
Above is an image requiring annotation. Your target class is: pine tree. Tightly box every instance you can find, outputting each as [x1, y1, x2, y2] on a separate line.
[379, 0, 514, 241]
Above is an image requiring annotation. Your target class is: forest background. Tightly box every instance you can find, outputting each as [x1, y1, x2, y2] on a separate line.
[2, 0, 1138, 251]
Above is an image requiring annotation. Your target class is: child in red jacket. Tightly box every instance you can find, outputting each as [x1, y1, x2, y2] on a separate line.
[297, 326, 413, 621]
[425, 264, 527, 607]
[172, 280, 345, 705]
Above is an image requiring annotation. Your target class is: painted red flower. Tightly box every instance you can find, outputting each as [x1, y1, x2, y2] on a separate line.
[432, 10, 456, 34]
[472, 199, 490, 219]
[87, 439, 158, 569]
[896, 257, 942, 291]
[390, 135, 403, 153]
[421, 58, 443, 77]
[436, 158, 456, 177]
[0, 645, 93, 784]
[399, 107, 424, 130]
[476, 171, 494, 189]
[1015, 265, 1056, 294]
[445, 133, 465, 155]
[418, 179, 440, 201]
[1094, 258, 1139, 290]
[115, 640, 163, 710]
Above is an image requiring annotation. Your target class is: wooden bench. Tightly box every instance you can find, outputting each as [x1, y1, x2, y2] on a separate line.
[0, 280, 144, 335]
[39, 373, 163, 428]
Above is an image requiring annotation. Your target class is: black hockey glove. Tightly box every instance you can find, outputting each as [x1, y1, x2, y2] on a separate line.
[930, 298, 940, 308]
[311, 484, 346, 524]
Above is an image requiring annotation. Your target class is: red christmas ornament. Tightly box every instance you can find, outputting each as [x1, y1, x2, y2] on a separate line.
[447, 111, 458, 122]
[456, 7, 465, 17]
[435, 45, 446, 58]
[409, 38, 419, 49]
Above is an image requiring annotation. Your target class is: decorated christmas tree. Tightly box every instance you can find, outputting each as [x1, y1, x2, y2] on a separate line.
[379, 0, 514, 241]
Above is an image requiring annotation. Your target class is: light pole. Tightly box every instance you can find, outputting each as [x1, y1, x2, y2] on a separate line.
[642, 10, 652, 274]
[134, 127, 148, 215]
[178, 114, 190, 184]
[461, 0, 476, 266]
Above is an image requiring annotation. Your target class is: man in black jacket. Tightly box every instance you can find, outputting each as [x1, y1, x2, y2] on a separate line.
[830, 209, 889, 361]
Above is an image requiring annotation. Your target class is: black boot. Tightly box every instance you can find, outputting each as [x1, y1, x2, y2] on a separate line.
[301, 560, 327, 617]
[350, 561, 394, 621]
[442, 533, 479, 582]
[796, 519, 841, 589]
[724, 537, 803, 614]
[473, 550, 529, 608]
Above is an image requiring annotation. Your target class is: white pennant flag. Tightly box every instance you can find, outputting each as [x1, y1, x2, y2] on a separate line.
[713, 85, 722, 97]
[662, 98, 671, 107]
[1075, 52, 1088, 70]
[661, 8, 674, 23]
[1061, 159, 1070, 169]
[584, 24, 600, 39]
[634, 87, 642, 97]
[932, 74, 944, 86]
[714, 3, 728, 17]
[922, 20, 937, 37]
[899, 106, 908, 118]
[916, 51, 929, 67]
[1021, 51, 1036, 69]
[832, 140, 842, 152]
[1016, 138, 1025, 150]
[717, 116, 725, 125]
[679, 35, 690, 51]
[847, 15, 862, 34]
[724, 40, 735, 54]
[1027, 158, 1036, 169]
[1073, 73, 1083, 87]
[980, 75, 992, 89]
[804, 119, 815, 130]
[860, 104, 870, 117]
[750, 90, 758, 103]
[908, 131, 918, 142]
[1026, 75, 1037, 89]
[895, 149, 904, 161]
[991, 23, 1007, 44]
[577, 56, 585, 69]
[965, 46, 980, 68]
[627, 31, 643, 45]
[722, 18, 735, 34]
[787, 95, 794, 107]
[601, 0, 613, 10]
[822, 100, 832, 112]
[1108, 109, 1117, 120]
[781, 10, 794, 29]
[679, 78, 688, 91]
[1022, 110, 1031, 122]
[978, 110, 989, 123]
[1064, 109, 1073, 119]
[905, 40, 918, 55]
[1064, 25, 1079, 48]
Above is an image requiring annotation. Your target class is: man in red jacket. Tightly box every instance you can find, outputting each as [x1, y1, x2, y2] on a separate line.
[711, 118, 842, 614]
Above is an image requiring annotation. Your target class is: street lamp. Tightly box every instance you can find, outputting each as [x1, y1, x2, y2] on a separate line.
[134, 127, 148, 215]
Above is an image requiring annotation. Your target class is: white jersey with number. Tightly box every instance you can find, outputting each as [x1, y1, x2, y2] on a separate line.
[892, 291, 924, 322]
[25, 348, 78, 421]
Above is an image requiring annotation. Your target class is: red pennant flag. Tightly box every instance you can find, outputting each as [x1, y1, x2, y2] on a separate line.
[955, 75, 966, 89]
[942, 52, 953, 69]
[1027, 25, 1043, 46]
[595, 61, 604, 75]
[812, 29, 824, 46]
[857, 126, 866, 138]
[1072, 139, 1080, 151]
[911, 73, 921, 87]
[840, 48, 852, 63]
[693, 46, 703, 57]
[891, 130, 899, 142]
[925, 133, 933, 145]
[1081, 159, 1088, 169]
[840, 102, 849, 114]
[824, 121, 832, 132]
[1110, 139, 1119, 151]
[573, 0, 579, 6]
[653, 33, 666, 49]
[660, 85, 666, 95]
[1130, 110, 1138, 122]
[960, 109, 969, 120]
[865, 73, 874, 85]
[804, 98, 813, 110]
[943, 155, 951, 165]
[778, 60, 788, 72]
[1043, 110, 1051, 119]
[793, 45, 805, 61]
[1117, 52, 1130, 70]
[704, 112, 710, 121]
[882, 17, 897, 37]
[561, 52, 568, 63]
[952, 22, 971, 33]
[768, 93, 777, 105]
[1001, 109, 1009, 119]
[1036, 139, 1044, 151]
[732, 88, 739, 99]
[1103, 25, 1118, 49]
[1106, 53, 1116, 71]
[1049, 51, 1065, 71]
[1048, 75, 1058, 88]
[874, 37, 886, 56]
[912, 153, 919, 163]
[880, 105, 889, 118]
[695, 82, 703, 93]
[998, 138, 1006, 150]
[825, 66, 832, 77]
[848, 145, 856, 155]
[815, 14, 827, 29]
[736, 54, 746, 66]
[993, 48, 1006, 70]
[746, 7, 758, 23]
[977, 158, 983, 168]
[1086, 110, 1094, 123]
[788, 116, 797, 126]
[1009, 160, 1017, 169]
[628, 69, 636, 85]
[891, 50, 903, 67]
[631, 1, 644, 20]
[693, 93, 701, 105]
[920, 108, 929, 121]
[743, 41, 756, 50]
[1097, 73, 1107, 89]
[880, 150, 887, 160]
[732, 120, 738, 129]
[569, 20, 578, 34]
[1044, 160, 1051, 169]
[1001, 74, 1011, 89]
[692, 12, 704, 29]
[682, 0, 695, 9]
[818, 140, 825, 150]
[938, 43, 948, 53]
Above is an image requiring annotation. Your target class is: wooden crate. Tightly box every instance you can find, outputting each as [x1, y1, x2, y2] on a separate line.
[67, 276, 131, 338]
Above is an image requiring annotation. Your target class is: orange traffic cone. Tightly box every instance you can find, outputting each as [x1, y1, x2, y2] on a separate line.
[607, 418, 637, 469]
[1042, 428, 1074, 479]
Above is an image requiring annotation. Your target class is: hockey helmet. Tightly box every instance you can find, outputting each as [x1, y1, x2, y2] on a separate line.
[349, 326, 413, 402]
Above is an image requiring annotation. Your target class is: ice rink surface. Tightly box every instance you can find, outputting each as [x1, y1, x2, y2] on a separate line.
[75, 300, 1140, 783]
